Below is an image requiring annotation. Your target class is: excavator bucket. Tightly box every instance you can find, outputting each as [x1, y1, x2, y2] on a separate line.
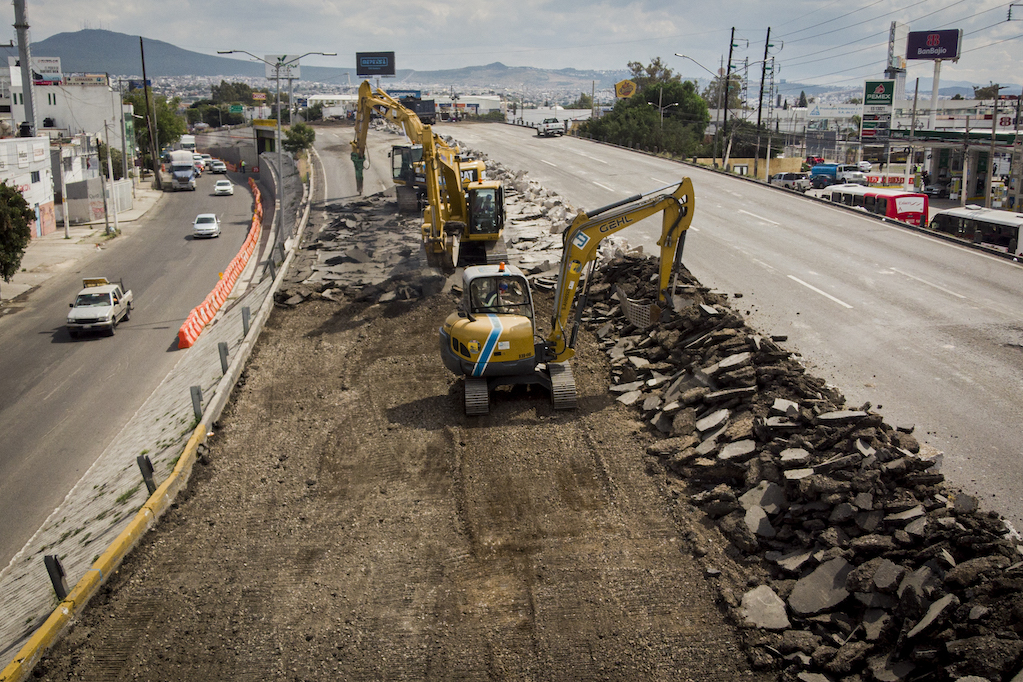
[615, 284, 662, 329]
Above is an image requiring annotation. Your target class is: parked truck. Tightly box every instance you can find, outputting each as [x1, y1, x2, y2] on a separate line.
[162, 149, 197, 191]
[66, 277, 133, 338]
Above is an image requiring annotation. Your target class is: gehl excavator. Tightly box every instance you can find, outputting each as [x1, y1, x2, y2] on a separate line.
[440, 178, 695, 415]
[350, 80, 506, 269]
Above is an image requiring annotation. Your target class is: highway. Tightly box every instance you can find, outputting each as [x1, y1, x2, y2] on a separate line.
[440, 122, 1023, 531]
[0, 171, 258, 568]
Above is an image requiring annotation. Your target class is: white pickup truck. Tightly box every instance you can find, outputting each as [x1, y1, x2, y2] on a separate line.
[536, 118, 565, 137]
[66, 277, 133, 338]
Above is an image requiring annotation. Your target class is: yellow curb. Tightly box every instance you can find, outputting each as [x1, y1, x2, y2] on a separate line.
[0, 423, 207, 682]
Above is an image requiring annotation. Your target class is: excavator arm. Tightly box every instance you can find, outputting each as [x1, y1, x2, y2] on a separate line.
[546, 178, 695, 362]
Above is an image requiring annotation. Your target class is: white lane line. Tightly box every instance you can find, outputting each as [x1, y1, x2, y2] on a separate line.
[890, 267, 967, 299]
[541, 160, 558, 167]
[739, 209, 780, 225]
[593, 181, 616, 191]
[651, 176, 669, 184]
[571, 150, 609, 164]
[787, 275, 854, 308]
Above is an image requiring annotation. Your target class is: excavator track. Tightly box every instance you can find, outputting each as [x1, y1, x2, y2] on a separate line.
[548, 362, 577, 411]
[464, 377, 490, 416]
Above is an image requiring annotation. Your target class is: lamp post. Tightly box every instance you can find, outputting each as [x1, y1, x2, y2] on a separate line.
[217, 50, 335, 242]
[677, 53, 722, 165]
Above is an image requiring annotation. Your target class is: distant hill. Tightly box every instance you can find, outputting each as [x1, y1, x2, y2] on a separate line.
[0, 29, 628, 91]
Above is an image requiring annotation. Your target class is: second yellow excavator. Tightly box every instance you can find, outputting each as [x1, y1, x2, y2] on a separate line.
[350, 81, 506, 269]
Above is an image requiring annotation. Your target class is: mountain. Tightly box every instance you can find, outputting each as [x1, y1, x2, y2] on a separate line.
[1, 29, 627, 92]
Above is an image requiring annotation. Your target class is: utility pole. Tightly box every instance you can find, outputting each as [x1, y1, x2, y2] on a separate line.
[986, 95, 999, 208]
[103, 120, 119, 234]
[140, 38, 161, 189]
[754, 27, 771, 179]
[903, 78, 919, 191]
[723, 27, 736, 170]
[13, 0, 37, 137]
[58, 138, 69, 238]
[961, 116, 970, 207]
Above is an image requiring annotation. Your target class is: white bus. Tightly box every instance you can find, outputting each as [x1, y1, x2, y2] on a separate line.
[928, 205, 1023, 257]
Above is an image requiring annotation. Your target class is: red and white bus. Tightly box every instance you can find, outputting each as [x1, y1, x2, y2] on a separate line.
[809, 184, 929, 227]
[929, 205, 1023, 257]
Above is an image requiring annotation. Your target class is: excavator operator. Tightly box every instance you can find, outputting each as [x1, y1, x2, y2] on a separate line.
[471, 277, 529, 315]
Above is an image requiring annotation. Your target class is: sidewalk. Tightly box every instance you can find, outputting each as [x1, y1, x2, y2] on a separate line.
[1, 182, 164, 304]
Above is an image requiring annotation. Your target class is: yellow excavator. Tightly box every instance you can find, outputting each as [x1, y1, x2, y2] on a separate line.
[350, 80, 506, 269]
[440, 178, 695, 415]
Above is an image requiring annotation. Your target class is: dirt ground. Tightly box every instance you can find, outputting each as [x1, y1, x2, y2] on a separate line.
[32, 255, 776, 680]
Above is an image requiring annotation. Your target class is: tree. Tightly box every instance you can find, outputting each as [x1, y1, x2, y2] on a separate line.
[283, 122, 315, 153]
[302, 102, 324, 122]
[700, 72, 743, 110]
[0, 182, 34, 305]
[798, 91, 808, 108]
[567, 92, 593, 110]
[846, 97, 863, 105]
[122, 89, 187, 168]
[627, 57, 681, 91]
[578, 77, 709, 158]
[98, 142, 124, 180]
[211, 80, 260, 104]
[973, 82, 1001, 99]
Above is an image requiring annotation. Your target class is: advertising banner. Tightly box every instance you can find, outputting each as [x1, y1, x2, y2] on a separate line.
[264, 55, 300, 80]
[861, 80, 895, 141]
[356, 52, 396, 78]
[615, 80, 637, 99]
[906, 30, 962, 61]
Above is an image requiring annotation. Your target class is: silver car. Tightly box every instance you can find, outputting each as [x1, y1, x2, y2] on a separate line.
[192, 213, 221, 238]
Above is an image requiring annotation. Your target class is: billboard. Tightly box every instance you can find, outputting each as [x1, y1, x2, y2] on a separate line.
[861, 80, 895, 141]
[8, 56, 62, 84]
[356, 52, 396, 78]
[615, 80, 637, 98]
[264, 55, 300, 80]
[906, 30, 962, 61]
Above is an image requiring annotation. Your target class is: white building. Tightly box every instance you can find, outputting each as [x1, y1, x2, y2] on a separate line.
[2, 58, 129, 148]
[0, 136, 55, 236]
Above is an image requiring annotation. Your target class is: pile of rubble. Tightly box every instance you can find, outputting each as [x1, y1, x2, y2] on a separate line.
[584, 255, 1023, 682]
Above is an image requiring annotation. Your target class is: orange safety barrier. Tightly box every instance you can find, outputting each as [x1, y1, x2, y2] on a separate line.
[176, 180, 264, 349]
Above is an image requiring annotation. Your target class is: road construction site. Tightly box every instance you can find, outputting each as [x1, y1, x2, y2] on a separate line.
[17, 125, 1023, 682]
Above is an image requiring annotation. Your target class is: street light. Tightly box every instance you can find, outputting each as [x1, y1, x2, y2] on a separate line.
[217, 50, 336, 244]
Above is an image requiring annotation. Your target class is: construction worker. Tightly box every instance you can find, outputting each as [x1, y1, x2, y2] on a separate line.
[351, 151, 365, 194]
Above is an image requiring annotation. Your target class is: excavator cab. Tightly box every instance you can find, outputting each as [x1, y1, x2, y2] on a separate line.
[390, 144, 423, 185]
[467, 185, 504, 237]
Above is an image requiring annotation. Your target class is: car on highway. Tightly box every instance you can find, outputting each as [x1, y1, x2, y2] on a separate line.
[858, 160, 873, 172]
[192, 213, 221, 238]
[214, 179, 234, 196]
[66, 277, 133, 338]
[769, 172, 809, 192]
[201, 154, 213, 169]
[923, 182, 950, 198]
[210, 160, 227, 174]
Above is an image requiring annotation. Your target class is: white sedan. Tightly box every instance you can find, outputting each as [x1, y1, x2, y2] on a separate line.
[192, 213, 221, 238]
[214, 179, 234, 196]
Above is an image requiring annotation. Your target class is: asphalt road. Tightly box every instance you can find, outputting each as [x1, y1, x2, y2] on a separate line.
[0, 171, 256, 567]
[439, 122, 1023, 531]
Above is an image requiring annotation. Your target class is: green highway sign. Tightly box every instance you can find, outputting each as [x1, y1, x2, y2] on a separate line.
[229, 105, 244, 113]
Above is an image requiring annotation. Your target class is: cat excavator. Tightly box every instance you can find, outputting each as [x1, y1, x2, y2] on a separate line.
[440, 178, 695, 415]
[350, 81, 505, 269]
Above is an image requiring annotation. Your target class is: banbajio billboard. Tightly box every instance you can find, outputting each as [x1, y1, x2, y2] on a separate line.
[906, 30, 963, 61]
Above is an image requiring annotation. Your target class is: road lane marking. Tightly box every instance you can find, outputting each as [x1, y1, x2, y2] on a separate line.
[593, 181, 615, 191]
[571, 149, 609, 164]
[541, 160, 558, 167]
[739, 209, 779, 225]
[890, 268, 966, 299]
[787, 275, 853, 308]
[651, 176, 669, 184]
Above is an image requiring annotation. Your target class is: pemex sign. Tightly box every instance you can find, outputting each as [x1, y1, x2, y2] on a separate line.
[861, 80, 895, 141]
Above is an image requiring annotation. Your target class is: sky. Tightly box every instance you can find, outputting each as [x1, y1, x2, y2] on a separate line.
[9, 0, 1023, 97]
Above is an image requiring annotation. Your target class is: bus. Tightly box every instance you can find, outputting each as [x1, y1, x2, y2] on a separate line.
[809, 184, 929, 227]
[928, 205, 1023, 257]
